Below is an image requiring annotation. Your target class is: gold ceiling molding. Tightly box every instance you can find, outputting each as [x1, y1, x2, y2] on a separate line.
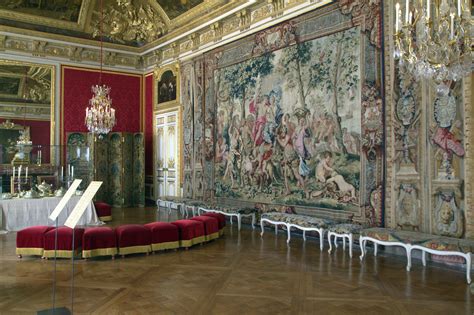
[143, 0, 333, 68]
[90, 0, 167, 46]
[0, 0, 332, 70]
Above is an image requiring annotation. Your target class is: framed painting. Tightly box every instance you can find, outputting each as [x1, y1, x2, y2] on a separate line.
[157, 70, 177, 105]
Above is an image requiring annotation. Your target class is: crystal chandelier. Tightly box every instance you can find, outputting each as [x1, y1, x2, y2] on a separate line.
[394, 0, 471, 94]
[85, 0, 116, 135]
[85, 85, 116, 134]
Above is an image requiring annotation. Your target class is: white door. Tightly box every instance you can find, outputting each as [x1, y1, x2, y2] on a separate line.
[155, 111, 180, 198]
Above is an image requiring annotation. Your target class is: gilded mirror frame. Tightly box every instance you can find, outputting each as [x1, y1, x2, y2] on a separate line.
[0, 59, 55, 166]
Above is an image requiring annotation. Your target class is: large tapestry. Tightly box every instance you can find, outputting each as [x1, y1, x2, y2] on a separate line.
[182, 2, 384, 224]
[214, 27, 362, 212]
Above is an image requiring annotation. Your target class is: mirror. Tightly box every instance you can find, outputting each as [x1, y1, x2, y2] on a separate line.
[0, 59, 55, 165]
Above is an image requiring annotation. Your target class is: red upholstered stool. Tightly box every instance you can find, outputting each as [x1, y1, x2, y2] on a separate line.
[43, 227, 85, 259]
[82, 227, 117, 259]
[171, 220, 205, 248]
[94, 201, 112, 222]
[191, 216, 219, 241]
[115, 224, 151, 257]
[144, 222, 180, 252]
[16, 226, 54, 258]
[201, 212, 226, 236]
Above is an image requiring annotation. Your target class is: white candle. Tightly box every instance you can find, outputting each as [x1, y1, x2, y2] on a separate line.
[405, 0, 409, 22]
[71, 166, 74, 178]
[12, 167, 15, 183]
[458, 0, 461, 16]
[450, 13, 455, 39]
[409, 11, 413, 23]
[18, 165, 22, 179]
[427, 0, 430, 19]
[25, 167, 28, 180]
[395, 3, 400, 32]
[61, 166, 64, 179]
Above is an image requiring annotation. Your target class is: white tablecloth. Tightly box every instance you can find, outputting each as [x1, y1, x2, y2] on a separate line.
[0, 196, 103, 232]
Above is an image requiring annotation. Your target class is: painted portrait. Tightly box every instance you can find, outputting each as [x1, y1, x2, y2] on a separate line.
[158, 70, 177, 104]
[214, 27, 362, 211]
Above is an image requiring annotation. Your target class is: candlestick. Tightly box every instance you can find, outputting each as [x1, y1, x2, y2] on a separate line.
[450, 13, 454, 39]
[427, 0, 430, 19]
[405, 0, 409, 23]
[395, 3, 400, 32]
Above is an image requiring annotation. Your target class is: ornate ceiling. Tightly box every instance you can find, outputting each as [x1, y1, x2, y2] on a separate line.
[0, 0, 334, 70]
[0, 0, 225, 48]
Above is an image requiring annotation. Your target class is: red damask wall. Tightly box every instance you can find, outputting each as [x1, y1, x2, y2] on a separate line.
[61, 66, 142, 144]
[144, 74, 154, 175]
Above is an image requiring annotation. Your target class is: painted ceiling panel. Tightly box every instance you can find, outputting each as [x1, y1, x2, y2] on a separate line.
[156, 0, 204, 20]
[0, 0, 233, 48]
[0, 0, 83, 23]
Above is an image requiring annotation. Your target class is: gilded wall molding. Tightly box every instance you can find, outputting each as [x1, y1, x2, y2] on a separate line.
[0, 0, 333, 71]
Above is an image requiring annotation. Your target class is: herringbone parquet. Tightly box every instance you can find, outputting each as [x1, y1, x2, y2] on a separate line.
[0, 207, 472, 314]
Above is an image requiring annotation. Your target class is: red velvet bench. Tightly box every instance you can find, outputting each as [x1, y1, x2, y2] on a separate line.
[144, 222, 180, 252]
[115, 224, 151, 257]
[43, 227, 85, 259]
[201, 212, 226, 236]
[82, 227, 117, 259]
[191, 216, 220, 241]
[171, 220, 205, 248]
[94, 201, 112, 222]
[16, 226, 54, 258]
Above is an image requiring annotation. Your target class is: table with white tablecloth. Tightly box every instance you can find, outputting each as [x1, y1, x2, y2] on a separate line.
[0, 196, 103, 232]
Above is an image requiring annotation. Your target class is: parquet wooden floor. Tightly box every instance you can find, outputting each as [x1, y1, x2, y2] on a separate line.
[0, 207, 472, 314]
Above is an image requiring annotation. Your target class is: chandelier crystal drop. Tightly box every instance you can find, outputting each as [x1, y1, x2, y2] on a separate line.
[85, 84, 116, 135]
[394, 0, 471, 94]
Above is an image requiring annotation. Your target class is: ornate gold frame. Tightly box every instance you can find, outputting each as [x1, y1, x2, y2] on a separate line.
[154, 63, 180, 110]
[0, 59, 55, 166]
[0, 0, 93, 31]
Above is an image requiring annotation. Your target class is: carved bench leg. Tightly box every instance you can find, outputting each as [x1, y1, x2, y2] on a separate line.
[319, 229, 324, 251]
[359, 236, 366, 261]
[286, 225, 291, 244]
[466, 253, 471, 284]
[406, 245, 412, 272]
[349, 234, 353, 258]
[328, 232, 333, 254]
